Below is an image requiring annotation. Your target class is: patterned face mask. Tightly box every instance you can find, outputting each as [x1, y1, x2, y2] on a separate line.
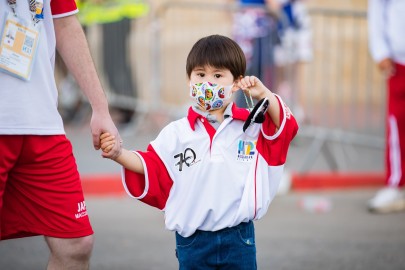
[189, 82, 233, 111]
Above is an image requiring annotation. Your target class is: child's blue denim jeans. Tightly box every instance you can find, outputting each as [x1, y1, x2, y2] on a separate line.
[175, 221, 257, 269]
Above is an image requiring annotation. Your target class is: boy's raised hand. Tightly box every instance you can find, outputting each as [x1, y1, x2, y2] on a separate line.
[238, 75, 281, 128]
[237, 75, 270, 100]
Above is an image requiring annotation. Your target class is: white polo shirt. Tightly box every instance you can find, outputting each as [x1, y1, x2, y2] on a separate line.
[368, 0, 405, 65]
[122, 96, 298, 237]
[0, 0, 78, 135]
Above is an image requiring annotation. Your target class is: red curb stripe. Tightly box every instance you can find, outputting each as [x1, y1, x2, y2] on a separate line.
[81, 174, 125, 196]
[291, 172, 385, 190]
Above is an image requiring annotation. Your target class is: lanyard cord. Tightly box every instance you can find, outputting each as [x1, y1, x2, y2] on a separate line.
[243, 90, 255, 112]
[6, 0, 43, 24]
[6, 0, 17, 15]
[28, 0, 36, 13]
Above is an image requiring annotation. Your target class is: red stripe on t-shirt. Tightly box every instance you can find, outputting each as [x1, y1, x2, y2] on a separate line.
[253, 154, 259, 219]
[50, 0, 77, 16]
[256, 99, 299, 166]
[124, 144, 173, 210]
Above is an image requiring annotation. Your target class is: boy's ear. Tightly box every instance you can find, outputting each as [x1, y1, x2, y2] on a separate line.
[234, 75, 243, 83]
[232, 76, 242, 92]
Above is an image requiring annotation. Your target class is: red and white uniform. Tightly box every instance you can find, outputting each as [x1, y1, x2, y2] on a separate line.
[123, 96, 298, 237]
[368, 0, 405, 188]
[0, 1, 93, 239]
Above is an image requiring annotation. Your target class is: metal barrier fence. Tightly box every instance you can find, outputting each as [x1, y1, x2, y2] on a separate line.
[150, 2, 386, 172]
[297, 8, 385, 172]
[57, 2, 386, 172]
[56, 14, 152, 126]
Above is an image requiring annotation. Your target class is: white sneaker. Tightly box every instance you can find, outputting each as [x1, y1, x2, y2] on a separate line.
[368, 187, 405, 213]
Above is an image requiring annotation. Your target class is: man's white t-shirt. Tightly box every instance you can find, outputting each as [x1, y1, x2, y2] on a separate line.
[0, 0, 78, 135]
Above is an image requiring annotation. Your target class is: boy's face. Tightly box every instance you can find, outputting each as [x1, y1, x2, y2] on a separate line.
[189, 65, 240, 112]
[189, 65, 236, 89]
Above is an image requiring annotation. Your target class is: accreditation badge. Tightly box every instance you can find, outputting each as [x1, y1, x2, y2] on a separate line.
[0, 12, 41, 81]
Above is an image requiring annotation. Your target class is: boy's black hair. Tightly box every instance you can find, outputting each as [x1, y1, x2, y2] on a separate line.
[186, 35, 246, 80]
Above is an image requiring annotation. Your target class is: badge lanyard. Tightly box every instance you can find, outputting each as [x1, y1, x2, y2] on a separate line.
[7, 0, 44, 25]
[0, 0, 43, 80]
[7, 0, 16, 15]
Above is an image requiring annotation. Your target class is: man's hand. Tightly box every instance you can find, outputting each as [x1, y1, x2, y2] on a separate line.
[378, 58, 395, 78]
[91, 111, 122, 159]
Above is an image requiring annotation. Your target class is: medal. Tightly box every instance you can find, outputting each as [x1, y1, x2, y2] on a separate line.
[243, 97, 270, 132]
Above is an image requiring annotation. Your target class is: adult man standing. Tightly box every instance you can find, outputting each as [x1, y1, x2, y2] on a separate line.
[0, 0, 122, 268]
[368, 0, 405, 213]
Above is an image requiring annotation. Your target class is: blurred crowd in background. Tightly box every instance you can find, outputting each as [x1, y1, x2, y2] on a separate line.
[57, 0, 314, 126]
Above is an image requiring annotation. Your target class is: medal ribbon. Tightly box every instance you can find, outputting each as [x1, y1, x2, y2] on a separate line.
[243, 91, 255, 112]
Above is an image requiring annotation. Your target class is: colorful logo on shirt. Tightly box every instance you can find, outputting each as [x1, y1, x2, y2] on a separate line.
[237, 140, 256, 162]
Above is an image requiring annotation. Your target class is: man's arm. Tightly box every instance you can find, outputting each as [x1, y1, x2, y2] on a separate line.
[54, 15, 122, 159]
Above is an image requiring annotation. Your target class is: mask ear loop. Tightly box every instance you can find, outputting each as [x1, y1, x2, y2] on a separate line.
[243, 90, 255, 112]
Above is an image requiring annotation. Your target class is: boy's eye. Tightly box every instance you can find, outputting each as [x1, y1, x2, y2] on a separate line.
[197, 73, 205, 77]
[214, 74, 222, 78]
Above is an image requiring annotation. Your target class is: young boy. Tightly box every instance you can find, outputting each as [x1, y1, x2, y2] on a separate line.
[101, 34, 298, 269]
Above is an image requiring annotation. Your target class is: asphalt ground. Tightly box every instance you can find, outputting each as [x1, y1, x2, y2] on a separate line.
[1, 122, 404, 270]
[1, 190, 405, 270]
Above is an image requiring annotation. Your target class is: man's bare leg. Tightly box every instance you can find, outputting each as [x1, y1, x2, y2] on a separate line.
[45, 235, 94, 270]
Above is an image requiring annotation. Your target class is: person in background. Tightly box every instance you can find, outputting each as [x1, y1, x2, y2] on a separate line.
[232, 0, 281, 107]
[273, 0, 312, 123]
[0, 0, 121, 269]
[100, 34, 298, 269]
[367, 0, 405, 213]
[67, 0, 149, 125]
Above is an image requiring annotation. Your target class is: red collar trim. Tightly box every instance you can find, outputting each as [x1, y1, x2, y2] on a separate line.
[187, 104, 249, 130]
[231, 103, 250, 121]
[187, 107, 200, 131]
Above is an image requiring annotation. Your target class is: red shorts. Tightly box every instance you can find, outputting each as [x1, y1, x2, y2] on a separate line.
[0, 135, 93, 240]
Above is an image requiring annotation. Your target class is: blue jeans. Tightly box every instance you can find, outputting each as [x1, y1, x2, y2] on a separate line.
[175, 221, 257, 269]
